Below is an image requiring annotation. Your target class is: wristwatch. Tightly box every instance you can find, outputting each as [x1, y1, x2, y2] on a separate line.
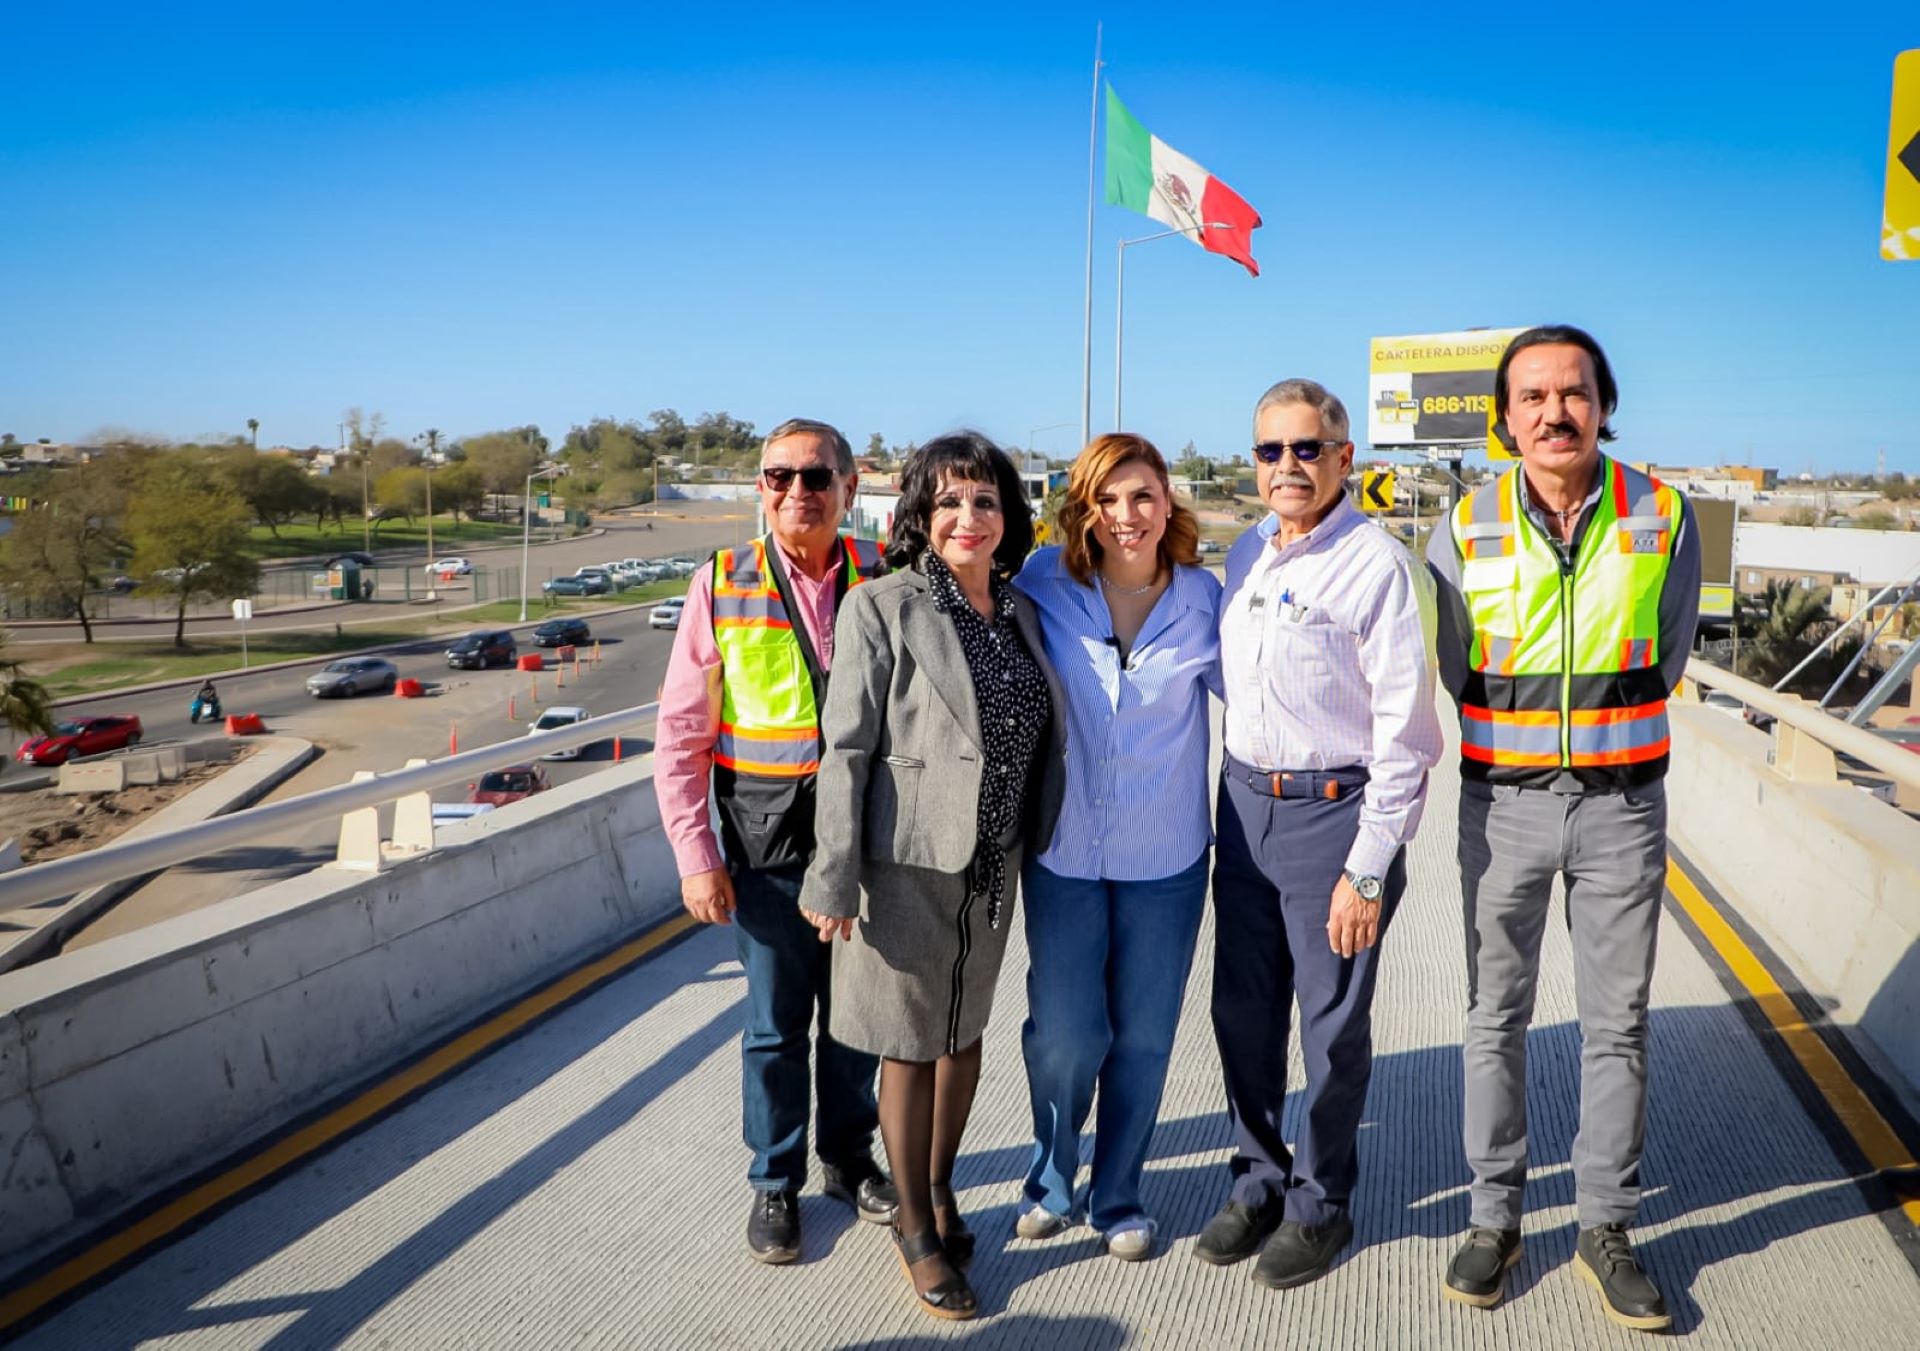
[1343, 870, 1383, 903]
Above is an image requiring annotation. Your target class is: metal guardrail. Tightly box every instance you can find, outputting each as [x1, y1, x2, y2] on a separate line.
[0, 703, 661, 913]
[1684, 658, 1920, 795]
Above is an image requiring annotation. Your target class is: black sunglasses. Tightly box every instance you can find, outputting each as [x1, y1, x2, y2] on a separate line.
[760, 465, 838, 492]
[1252, 439, 1344, 464]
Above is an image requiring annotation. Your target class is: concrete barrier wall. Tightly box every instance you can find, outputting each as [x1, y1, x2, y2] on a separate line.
[1666, 704, 1920, 1095]
[0, 760, 680, 1274]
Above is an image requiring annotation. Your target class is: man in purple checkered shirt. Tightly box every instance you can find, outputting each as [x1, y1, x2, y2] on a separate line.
[1194, 378, 1443, 1289]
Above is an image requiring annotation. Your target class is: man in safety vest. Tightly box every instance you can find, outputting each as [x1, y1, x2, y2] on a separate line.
[655, 417, 895, 1263]
[1427, 326, 1699, 1330]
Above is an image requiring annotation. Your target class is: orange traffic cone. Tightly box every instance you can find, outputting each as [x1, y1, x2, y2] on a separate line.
[450, 723, 459, 755]
[613, 736, 622, 762]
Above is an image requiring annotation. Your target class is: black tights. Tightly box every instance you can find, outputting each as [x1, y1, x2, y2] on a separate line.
[878, 1041, 982, 1284]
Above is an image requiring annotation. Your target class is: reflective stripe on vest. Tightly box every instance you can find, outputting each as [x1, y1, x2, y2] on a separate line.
[711, 533, 884, 779]
[1451, 457, 1683, 781]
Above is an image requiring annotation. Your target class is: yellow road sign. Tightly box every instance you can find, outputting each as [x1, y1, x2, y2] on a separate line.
[1033, 518, 1051, 545]
[1361, 469, 1395, 513]
[1884, 49, 1920, 261]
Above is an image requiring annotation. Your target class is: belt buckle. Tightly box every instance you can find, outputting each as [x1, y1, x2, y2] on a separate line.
[1323, 780, 1339, 801]
[1269, 772, 1285, 798]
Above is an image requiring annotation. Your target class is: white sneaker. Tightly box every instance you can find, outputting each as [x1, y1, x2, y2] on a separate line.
[1106, 1217, 1157, 1262]
[1015, 1202, 1069, 1240]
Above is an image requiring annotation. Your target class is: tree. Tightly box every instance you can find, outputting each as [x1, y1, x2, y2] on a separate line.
[0, 458, 131, 643]
[433, 461, 486, 522]
[375, 466, 429, 524]
[462, 428, 543, 496]
[0, 632, 55, 743]
[246, 418, 259, 450]
[1854, 508, 1900, 531]
[1735, 580, 1833, 685]
[127, 460, 260, 648]
[866, 432, 885, 460]
[1173, 443, 1212, 481]
[215, 449, 318, 537]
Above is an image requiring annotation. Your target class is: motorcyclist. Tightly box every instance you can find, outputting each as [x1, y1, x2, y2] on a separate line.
[191, 680, 221, 722]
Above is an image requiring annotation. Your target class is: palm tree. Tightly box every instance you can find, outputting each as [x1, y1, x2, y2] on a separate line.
[0, 632, 56, 751]
[246, 418, 260, 451]
[1736, 580, 1833, 685]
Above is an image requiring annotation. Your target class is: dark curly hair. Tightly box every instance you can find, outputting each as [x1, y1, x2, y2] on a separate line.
[886, 431, 1034, 579]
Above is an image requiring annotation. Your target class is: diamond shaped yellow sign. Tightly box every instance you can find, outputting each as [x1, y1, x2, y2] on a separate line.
[1884, 50, 1920, 261]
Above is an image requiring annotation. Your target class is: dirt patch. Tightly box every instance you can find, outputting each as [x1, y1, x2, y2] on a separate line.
[10, 753, 254, 864]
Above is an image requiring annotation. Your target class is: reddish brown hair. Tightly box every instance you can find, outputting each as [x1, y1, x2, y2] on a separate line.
[1057, 434, 1201, 586]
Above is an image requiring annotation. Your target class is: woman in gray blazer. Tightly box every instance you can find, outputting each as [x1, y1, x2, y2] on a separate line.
[800, 432, 1066, 1322]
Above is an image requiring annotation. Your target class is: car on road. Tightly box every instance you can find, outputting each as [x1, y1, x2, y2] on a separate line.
[15, 714, 144, 766]
[325, 551, 377, 568]
[543, 575, 593, 596]
[445, 630, 518, 670]
[107, 575, 137, 594]
[425, 557, 473, 575]
[649, 597, 686, 630]
[526, 705, 591, 760]
[306, 657, 400, 698]
[465, 764, 552, 806]
[532, 617, 592, 648]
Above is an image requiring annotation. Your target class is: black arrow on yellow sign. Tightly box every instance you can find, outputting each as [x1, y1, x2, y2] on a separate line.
[1902, 129, 1920, 185]
[1362, 470, 1394, 512]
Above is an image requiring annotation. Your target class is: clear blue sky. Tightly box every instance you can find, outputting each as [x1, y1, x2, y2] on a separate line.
[4, 4, 1916, 472]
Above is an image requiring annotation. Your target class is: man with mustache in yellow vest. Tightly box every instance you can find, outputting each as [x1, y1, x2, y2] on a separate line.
[1427, 327, 1699, 1331]
[655, 418, 895, 1263]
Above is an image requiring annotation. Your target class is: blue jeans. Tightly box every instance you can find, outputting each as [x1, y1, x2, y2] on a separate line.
[731, 863, 880, 1192]
[1019, 853, 1209, 1231]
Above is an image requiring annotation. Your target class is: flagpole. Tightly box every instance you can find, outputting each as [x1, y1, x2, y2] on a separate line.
[1079, 22, 1103, 455]
[1114, 224, 1227, 430]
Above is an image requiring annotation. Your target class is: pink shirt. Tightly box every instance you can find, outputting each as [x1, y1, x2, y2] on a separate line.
[654, 538, 847, 877]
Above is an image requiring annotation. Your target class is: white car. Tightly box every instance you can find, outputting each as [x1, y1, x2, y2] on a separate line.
[526, 705, 591, 760]
[650, 597, 686, 630]
[425, 557, 473, 575]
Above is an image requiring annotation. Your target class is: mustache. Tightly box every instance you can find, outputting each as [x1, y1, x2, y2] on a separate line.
[1542, 422, 1579, 439]
[1269, 474, 1314, 489]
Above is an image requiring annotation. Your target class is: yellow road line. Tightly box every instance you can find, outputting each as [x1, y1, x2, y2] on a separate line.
[1665, 859, 1920, 1226]
[0, 910, 701, 1334]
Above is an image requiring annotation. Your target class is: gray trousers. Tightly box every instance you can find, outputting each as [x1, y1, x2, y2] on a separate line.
[1458, 780, 1668, 1230]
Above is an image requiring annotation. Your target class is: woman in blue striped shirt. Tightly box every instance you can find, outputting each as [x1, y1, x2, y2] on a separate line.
[1011, 433, 1221, 1262]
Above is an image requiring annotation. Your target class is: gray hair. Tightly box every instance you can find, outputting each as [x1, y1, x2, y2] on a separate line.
[1251, 379, 1350, 443]
[763, 417, 854, 474]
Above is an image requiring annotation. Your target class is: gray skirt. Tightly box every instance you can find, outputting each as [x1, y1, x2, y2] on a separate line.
[828, 846, 1021, 1062]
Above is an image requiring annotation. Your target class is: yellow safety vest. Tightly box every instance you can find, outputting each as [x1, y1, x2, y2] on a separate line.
[709, 533, 887, 867]
[1449, 457, 1684, 789]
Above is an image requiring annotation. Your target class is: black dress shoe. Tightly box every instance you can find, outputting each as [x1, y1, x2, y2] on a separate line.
[1193, 1200, 1282, 1266]
[821, 1158, 898, 1226]
[1443, 1227, 1523, 1308]
[1251, 1214, 1353, 1289]
[1576, 1223, 1671, 1331]
[746, 1189, 800, 1264]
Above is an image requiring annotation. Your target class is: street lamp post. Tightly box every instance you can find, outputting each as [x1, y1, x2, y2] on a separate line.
[518, 466, 562, 622]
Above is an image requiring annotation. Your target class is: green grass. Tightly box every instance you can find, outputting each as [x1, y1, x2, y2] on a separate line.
[34, 578, 691, 698]
[244, 516, 536, 560]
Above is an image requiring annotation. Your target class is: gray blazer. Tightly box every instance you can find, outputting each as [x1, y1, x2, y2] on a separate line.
[799, 565, 1069, 920]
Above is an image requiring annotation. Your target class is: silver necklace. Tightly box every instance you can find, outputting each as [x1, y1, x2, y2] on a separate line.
[1098, 568, 1160, 598]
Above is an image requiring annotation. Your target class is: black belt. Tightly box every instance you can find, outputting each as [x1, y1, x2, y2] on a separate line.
[1224, 754, 1369, 801]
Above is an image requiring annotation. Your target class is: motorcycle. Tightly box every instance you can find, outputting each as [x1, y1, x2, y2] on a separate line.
[189, 694, 223, 724]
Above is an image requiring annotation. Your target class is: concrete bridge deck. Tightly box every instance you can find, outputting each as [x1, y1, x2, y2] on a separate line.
[12, 752, 1920, 1348]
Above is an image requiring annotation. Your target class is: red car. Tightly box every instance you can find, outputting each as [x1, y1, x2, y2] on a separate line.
[465, 764, 551, 807]
[15, 714, 144, 767]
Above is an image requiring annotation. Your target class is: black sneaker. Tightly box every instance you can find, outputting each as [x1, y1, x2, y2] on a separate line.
[1251, 1214, 1353, 1289]
[1443, 1227, 1523, 1308]
[821, 1158, 898, 1226]
[746, 1189, 801, 1264]
[1193, 1200, 1282, 1266]
[1575, 1223, 1671, 1331]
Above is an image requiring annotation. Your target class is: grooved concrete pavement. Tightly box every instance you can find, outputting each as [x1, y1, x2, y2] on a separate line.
[19, 748, 1920, 1348]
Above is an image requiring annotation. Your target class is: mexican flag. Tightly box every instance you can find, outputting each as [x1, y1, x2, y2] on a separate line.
[1104, 84, 1262, 277]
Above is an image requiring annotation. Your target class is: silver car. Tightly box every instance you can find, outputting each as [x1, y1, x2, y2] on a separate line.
[306, 657, 401, 698]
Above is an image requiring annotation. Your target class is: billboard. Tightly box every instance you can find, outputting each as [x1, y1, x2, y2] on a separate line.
[1691, 496, 1737, 622]
[1367, 328, 1524, 447]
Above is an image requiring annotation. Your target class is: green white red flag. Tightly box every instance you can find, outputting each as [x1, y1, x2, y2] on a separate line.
[1103, 83, 1262, 276]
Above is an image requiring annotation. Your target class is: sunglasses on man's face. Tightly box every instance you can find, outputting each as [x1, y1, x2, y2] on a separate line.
[760, 465, 838, 492]
[1252, 439, 1344, 464]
